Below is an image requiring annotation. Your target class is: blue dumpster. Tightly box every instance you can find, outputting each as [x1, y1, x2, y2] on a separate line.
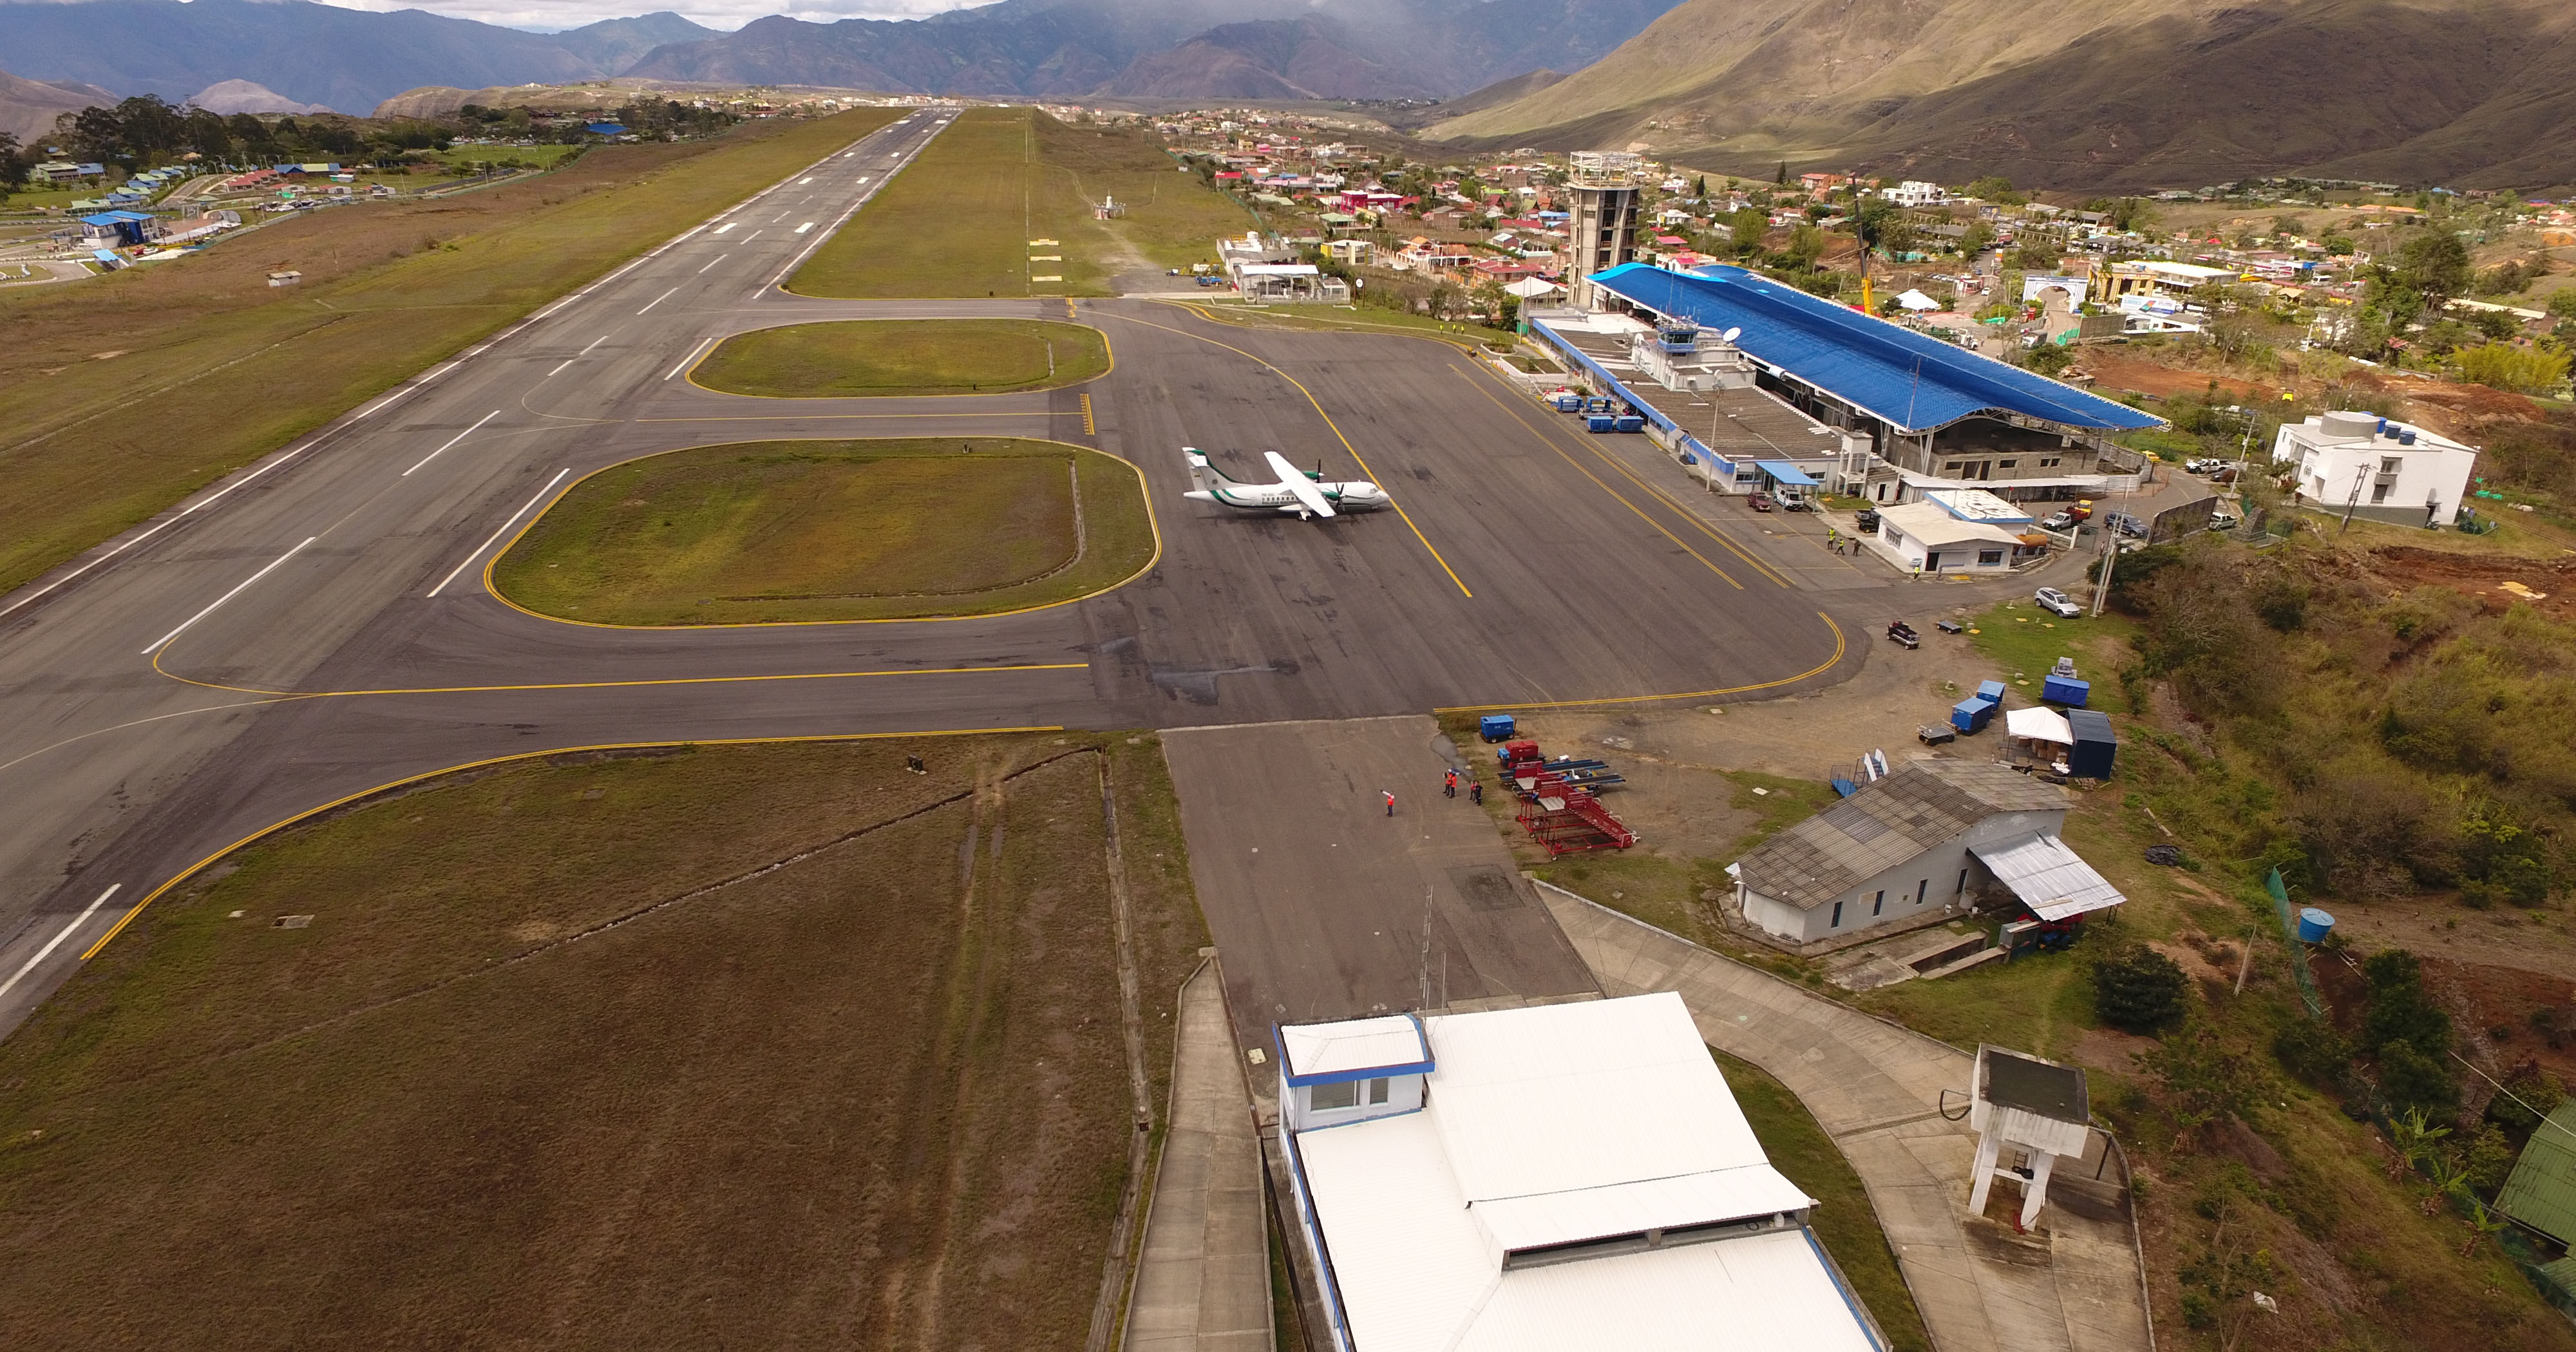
[2296, 906, 2336, 943]
[1551, 394, 1582, 413]
[1613, 415, 1645, 433]
[1975, 680, 2007, 704]
[1478, 714, 1516, 742]
[2041, 675, 2090, 706]
[1951, 697, 1996, 734]
[2067, 708, 2118, 778]
[1586, 415, 1617, 433]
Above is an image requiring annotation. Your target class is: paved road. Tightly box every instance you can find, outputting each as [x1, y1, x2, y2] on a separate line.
[1544, 886, 2154, 1352]
[0, 106, 1876, 1037]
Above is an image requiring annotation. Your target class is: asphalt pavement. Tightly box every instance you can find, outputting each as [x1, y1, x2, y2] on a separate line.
[0, 108, 1877, 1038]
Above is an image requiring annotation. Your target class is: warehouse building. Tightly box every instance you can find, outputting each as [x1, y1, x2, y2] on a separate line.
[1276, 994, 1884, 1351]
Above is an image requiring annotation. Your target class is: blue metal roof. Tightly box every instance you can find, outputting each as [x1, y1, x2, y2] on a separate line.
[1755, 461, 1821, 485]
[1587, 263, 2163, 435]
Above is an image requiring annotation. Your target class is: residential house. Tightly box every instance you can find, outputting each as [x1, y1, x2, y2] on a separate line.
[2273, 411, 2477, 528]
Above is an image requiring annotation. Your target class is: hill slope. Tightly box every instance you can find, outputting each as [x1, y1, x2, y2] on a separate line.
[0, 70, 110, 147]
[1429, 0, 2576, 190]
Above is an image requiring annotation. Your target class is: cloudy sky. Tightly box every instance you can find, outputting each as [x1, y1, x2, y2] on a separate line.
[314, 0, 976, 29]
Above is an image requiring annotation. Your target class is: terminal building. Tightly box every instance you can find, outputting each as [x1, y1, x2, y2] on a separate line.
[1276, 993, 1886, 1351]
[1529, 264, 2164, 507]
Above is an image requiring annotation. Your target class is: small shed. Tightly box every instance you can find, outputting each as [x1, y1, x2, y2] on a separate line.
[2066, 709, 2118, 779]
[2496, 1100, 2576, 1246]
[1967, 1046, 2092, 1230]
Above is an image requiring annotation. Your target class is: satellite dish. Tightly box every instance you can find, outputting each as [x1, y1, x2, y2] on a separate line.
[1721, 326, 1743, 343]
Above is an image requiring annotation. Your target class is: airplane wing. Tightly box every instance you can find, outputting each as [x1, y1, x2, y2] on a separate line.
[1265, 451, 1336, 519]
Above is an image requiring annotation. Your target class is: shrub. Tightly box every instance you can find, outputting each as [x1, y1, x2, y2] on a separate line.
[2454, 342, 2571, 395]
[2378, 1040, 2461, 1119]
[2360, 950, 2453, 1059]
[2095, 943, 2190, 1033]
[2148, 1019, 2262, 1134]
[2273, 1017, 2353, 1086]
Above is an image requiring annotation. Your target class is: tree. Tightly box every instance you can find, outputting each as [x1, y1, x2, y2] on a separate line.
[0, 133, 24, 191]
[2146, 1019, 2259, 1136]
[2093, 943, 2190, 1032]
[2454, 342, 2572, 395]
[2380, 1041, 2462, 1118]
[1782, 221, 1824, 268]
[1774, 160, 1788, 186]
[2023, 343, 2076, 377]
[1691, 174, 1707, 198]
[2012, 240, 2061, 272]
[2392, 230, 2472, 310]
[2550, 290, 2576, 321]
[1727, 205, 1769, 255]
[1960, 220, 1996, 255]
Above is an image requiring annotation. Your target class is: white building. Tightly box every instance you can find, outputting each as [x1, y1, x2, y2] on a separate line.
[1730, 758, 2121, 946]
[1882, 180, 1946, 207]
[1278, 994, 1884, 1352]
[2272, 410, 2477, 528]
[1870, 500, 2042, 574]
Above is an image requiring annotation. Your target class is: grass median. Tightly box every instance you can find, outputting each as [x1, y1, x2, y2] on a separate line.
[0, 733, 1208, 1352]
[790, 106, 1252, 298]
[694, 319, 1110, 397]
[491, 437, 1155, 624]
[0, 108, 905, 597]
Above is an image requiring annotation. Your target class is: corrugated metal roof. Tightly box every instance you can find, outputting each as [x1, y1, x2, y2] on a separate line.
[1970, 832, 2126, 921]
[1470, 1165, 1815, 1253]
[1456, 1230, 1878, 1351]
[1587, 263, 2164, 436]
[2497, 1102, 2576, 1246]
[1280, 1014, 1428, 1080]
[1738, 759, 2068, 910]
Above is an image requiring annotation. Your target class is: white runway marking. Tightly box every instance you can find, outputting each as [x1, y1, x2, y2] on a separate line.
[697, 253, 728, 274]
[714, 222, 737, 234]
[142, 537, 316, 654]
[430, 469, 571, 598]
[402, 408, 500, 476]
[636, 286, 679, 315]
[665, 335, 715, 380]
[0, 885, 118, 999]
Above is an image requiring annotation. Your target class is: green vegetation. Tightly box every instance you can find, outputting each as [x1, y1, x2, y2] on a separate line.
[1713, 1050, 1933, 1352]
[694, 319, 1109, 397]
[1963, 598, 2138, 702]
[0, 733, 1206, 1351]
[0, 108, 906, 597]
[790, 106, 1250, 298]
[492, 438, 1155, 624]
[435, 142, 584, 171]
[2091, 943, 2188, 1032]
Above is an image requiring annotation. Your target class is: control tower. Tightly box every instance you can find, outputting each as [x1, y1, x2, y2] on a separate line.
[1565, 151, 1643, 310]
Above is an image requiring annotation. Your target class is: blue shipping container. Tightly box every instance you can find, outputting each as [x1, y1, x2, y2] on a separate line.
[1551, 395, 1582, 412]
[1478, 714, 1516, 742]
[1975, 680, 2007, 705]
[1951, 697, 1996, 733]
[1613, 415, 1645, 433]
[2041, 675, 2090, 707]
[1587, 415, 1618, 433]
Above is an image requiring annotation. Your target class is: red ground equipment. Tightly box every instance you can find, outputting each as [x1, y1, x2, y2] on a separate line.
[1498, 740, 1637, 856]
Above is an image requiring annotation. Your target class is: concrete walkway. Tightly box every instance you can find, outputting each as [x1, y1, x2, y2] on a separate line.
[1540, 885, 2153, 1352]
[1123, 961, 1272, 1352]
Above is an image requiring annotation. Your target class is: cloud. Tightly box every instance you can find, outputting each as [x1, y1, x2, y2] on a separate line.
[312, 0, 988, 31]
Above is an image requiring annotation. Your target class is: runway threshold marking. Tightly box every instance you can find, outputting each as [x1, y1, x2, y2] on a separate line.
[0, 884, 117, 999]
[1444, 367, 1741, 590]
[1099, 310, 1472, 597]
[140, 536, 317, 655]
[1437, 608, 1849, 713]
[77, 724, 1067, 962]
[1451, 364, 1795, 588]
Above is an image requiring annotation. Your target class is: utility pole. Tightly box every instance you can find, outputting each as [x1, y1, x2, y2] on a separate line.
[1851, 172, 1872, 314]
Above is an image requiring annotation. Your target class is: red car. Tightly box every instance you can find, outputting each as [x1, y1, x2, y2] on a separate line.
[1747, 491, 1776, 512]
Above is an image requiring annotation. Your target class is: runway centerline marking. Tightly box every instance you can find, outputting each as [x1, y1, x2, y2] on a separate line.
[1104, 307, 1472, 597]
[0, 885, 117, 997]
[696, 253, 728, 274]
[153, 653, 1092, 700]
[795, 221, 815, 234]
[665, 336, 715, 380]
[714, 222, 737, 234]
[430, 470, 568, 597]
[140, 536, 316, 655]
[402, 409, 499, 476]
[636, 286, 680, 315]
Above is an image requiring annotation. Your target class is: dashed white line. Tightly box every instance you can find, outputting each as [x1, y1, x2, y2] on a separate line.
[141, 536, 317, 655]
[0, 885, 118, 1000]
[430, 470, 570, 598]
[697, 253, 728, 274]
[795, 221, 815, 234]
[636, 286, 680, 315]
[714, 222, 737, 234]
[578, 333, 610, 355]
[799, 176, 813, 184]
[402, 409, 500, 476]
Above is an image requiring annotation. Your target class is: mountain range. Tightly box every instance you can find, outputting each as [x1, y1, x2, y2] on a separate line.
[0, 0, 1676, 116]
[1427, 0, 2576, 191]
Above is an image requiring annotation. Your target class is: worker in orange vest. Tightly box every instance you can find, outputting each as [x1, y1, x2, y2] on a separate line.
[1444, 767, 1458, 798]
[1383, 789, 1396, 816]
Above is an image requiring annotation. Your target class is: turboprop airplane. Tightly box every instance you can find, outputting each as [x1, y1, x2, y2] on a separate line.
[1182, 447, 1390, 520]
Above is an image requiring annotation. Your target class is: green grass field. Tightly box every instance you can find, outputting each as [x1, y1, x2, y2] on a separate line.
[0, 733, 1208, 1351]
[0, 108, 905, 599]
[1714, 1050, 1934, 1352]
[492, 438, 1155, 624]
[694, 319, 1110, 397]
[790, 107, 1252, 298]
[437, 142, 585, 169]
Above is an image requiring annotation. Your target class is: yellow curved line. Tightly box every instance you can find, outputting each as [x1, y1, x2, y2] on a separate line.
[150, 646, 1089, 698]
[468, 435, 1162, 631]
[1095, 306, 1473, 597]
[1437, 610, 1849, 713]
[681, 317, 1115, 400]
[78, 723, 1066, 961]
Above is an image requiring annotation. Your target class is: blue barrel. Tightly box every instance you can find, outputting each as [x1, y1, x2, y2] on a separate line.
[2296, 907, 2335, 943]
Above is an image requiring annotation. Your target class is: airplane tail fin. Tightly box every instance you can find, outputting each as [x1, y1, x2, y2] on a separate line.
[1184, 447, 1215, 493]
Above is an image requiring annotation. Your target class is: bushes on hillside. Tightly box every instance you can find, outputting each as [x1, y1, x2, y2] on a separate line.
[2094, 943, 2190, 1033]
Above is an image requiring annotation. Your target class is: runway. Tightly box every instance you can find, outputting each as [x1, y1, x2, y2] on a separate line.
[0, 108, 1864, 1036]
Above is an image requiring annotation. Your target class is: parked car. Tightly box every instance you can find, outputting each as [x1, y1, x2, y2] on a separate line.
[2039, 511, 2078, 532]
[1782, 496, 1816, 512]
[2105, 512, 2147, 538]
[1855, 507, 1880, 532]
[2064, 501, 2094, 521]
[1747, 491, 1776, 512]
[2208, 509, 2240, 530]
[2034, 587, 2082, 618]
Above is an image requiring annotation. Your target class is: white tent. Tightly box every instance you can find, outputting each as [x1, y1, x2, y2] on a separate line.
[1895, 288, 1942, 312]
[1504, 277, 1564, 299]
[2004, 706, 2074, 744]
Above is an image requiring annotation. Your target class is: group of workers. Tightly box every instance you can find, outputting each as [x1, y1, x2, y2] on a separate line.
[1383, 767, 1484, 816]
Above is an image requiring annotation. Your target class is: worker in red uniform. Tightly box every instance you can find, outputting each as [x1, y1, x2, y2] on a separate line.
[1470, 780, 1483, 805]
[1444, 767, 1458, 798]
[1383, 789, 1396, 816]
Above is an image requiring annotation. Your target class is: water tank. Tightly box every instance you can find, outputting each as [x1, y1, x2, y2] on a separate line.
[2295, 906, 2335, 944]
[2320, 411, 2376, 438]
[2399, 430, 2417, 446]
